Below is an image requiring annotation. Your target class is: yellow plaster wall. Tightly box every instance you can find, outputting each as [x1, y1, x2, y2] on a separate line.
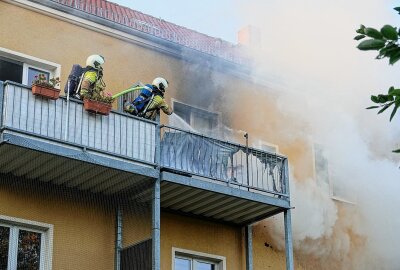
[0, 1, 185, 107]
[161, 212, 245, 270]
[122, 203, 152, 247]
[0, 179, 115, 270]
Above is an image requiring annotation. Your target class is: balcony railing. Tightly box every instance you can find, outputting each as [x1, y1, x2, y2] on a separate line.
[0, 81, 289, 198]
[160, 125, 288, 197]
[1, 82, 157, 165]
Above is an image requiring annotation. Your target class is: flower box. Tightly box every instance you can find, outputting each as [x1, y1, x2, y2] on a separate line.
[31, 84, 60, 100]
[83, 98, 112, 115]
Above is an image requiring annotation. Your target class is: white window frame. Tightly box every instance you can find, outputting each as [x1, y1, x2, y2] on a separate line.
[0, 215, 54, 270]
[0, 47, 61, 88]
[258, 140, 279, 154]
[311, 143, 356, 204]
[311, 143, 332, 195]
[172, 99, 221, 131]
[172, 247, 226, 270]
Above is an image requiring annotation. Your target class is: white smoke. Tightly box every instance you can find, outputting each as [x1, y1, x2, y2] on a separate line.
[235, 0, 400, 269]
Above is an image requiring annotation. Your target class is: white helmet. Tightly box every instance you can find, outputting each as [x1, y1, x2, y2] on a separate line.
[86, 54, 105, 69]
[152, 77, 169, 92]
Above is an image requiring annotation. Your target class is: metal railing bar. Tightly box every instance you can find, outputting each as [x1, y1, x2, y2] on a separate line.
[160, 166, 289, 198]
[1, 126, 156, 167]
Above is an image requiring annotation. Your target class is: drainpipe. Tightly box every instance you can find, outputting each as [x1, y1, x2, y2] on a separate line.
[115, 206, 122, 270]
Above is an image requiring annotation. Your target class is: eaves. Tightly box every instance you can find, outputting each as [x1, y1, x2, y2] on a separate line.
[4, 0, 252, 79]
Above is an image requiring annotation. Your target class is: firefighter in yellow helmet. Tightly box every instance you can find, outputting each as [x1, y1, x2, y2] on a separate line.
[124, 77, 173, 120]
[79, 54, 105, 100]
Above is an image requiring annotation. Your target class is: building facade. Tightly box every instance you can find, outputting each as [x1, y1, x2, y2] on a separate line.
[0, 0, 299, 269]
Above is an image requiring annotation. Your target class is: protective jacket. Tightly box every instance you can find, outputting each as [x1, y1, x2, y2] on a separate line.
[144, 93, 173, 120]
[79, 68, 103, 99]
[124, 85, 172, 120]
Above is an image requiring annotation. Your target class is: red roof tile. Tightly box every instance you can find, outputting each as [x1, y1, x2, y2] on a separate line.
[49, 0, 244, 64]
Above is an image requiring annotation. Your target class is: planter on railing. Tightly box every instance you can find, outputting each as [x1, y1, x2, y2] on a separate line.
[31, 84, 60, 100]
[83, 98, 112, 115]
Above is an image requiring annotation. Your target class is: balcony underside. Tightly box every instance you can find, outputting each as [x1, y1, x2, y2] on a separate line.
[133, 172, 290, 226]
[0, 131, 157, 195]
[0, 131, 289, 225]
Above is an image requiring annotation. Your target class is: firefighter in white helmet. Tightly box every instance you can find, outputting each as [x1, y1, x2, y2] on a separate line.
[79, 54, 106, 100]
[124, 77, 173, 120]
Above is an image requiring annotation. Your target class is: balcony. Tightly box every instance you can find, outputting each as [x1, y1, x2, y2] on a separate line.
[0, 81, 290, 225]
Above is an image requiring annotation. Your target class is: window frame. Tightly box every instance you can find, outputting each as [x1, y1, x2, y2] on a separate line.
[23, 64, 52, 86]
[312, 143, 356, 204]
[0, 215, 54, 270]
[171, 99, 221, 135]
[258, 140, 279, 154]
[0, 47, 61, 88]
[172, 247, 226, 270]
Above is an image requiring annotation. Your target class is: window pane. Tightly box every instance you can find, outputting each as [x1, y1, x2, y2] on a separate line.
[196, 261, 215, 270]
[28, 68, 49, 87]
[174, 102, 191, 125]
[0, 57, 23, 84]
[175, 257, 191, 270]
[17, 230, 41, 270]
[0, 226, 10, 269]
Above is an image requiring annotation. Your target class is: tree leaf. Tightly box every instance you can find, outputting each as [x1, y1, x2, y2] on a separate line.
[356, 25, 366, 34]
[389, 103, 399, 121]
[389, 89, 400, 96]
[378, 94, 388, 103]
[381, 44, 400, 58]
[389, 50, 400, 65]
[392, 148, 400, 153]
[366, 106, 380, 109]
[388, 86, 395, 94]
[354, 34, 366, 40]
[377, 102, 394, 114]
[381, 25, 398, 40]
[394, 7, 400, 14]
[365, 28, 384, 39]
[357, 39, 386, 51]
[371, 95, 379, 103]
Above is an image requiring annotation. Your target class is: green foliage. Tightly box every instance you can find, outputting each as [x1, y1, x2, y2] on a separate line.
[381, 25, 398, 40]
[368, 86, 400, 121]
[357, 39, 386, 50]
[356, 7, 400, 153]
[364, 27, 383, 39]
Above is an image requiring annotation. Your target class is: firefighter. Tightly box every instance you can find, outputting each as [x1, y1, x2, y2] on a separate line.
[79, 54, 105, 100]
[124, 77, 173, 120]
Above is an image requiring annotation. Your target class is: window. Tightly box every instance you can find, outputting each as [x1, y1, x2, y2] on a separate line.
[259, 141, 279, 154]
[313, 144, 355, 203]
[0, 216, 53, 270]
[26, 67, 50, 87]
[0, 47, 60, 86]
[173, 248, 225, 270]
[313, 143, 330, 192]
[172, 100, 220, 136]
[0, 57, 23, 84]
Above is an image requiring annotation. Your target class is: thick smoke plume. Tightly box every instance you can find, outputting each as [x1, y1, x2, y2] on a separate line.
[234, 0, 400, 269]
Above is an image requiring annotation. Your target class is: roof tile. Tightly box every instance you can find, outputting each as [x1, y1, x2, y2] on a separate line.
[49, 0, 245, 64]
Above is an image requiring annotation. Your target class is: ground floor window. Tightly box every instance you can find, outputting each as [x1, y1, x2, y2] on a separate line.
[0, 216, 53, 270]
[173, 248, 225, 270]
